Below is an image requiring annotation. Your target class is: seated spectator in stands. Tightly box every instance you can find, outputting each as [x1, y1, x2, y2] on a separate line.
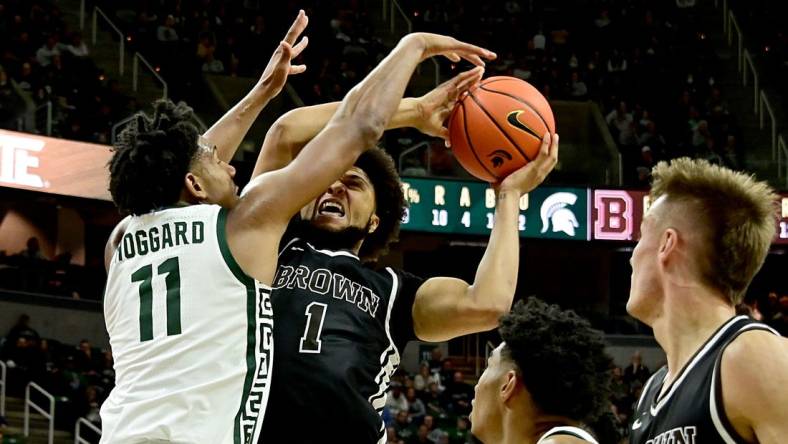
[19, 237, 46, 261]
[406, 389, 426, 425]
[202, 52, 225, 73]
[64, 32, 89, 58]
[394, 410, 414, 442]
[414, 362, 439, 393]
[448, 416, 470, 444]
[569, 71, 588, 99]
[386, 426, 399, 444]
[428, 347, 445, 375]
[623, 351, 650, 385]
[36, 35, 61, 67]
[443, 371, 473, 415]
[606, 101, 636, 147]
[157, 15, 179, 43]
[411, 424, 431, 444]
[423, 381, 446, 416]
[0, 67, 25, 128]
[386, 382, 409, 416]
[75, 339, 100, 375]
[5, 314, 40, 347]
[635, 146, 655, 187]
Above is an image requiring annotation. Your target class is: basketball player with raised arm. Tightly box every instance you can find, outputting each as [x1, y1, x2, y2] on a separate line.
[100, 6, 494, 441]
[627, 158, 788, 444]
[250, 69, 559, 442]
[470, 298, 612, 444]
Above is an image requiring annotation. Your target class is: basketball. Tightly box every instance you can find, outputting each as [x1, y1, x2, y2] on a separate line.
[448, 76, 556, 182]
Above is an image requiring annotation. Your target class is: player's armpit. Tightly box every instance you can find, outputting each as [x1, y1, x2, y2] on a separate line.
[412, 277, 506, 342]
[720, 329, 788, 444]
[104, 216, 131, 271]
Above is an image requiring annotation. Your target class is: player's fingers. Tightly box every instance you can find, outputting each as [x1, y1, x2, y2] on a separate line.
[459, 53, 486, 67]
[289, 64, 307, 75]
[454, 66, 484, 92]
[548, 133, 560, 165]
[443, 52, 461, 63]
[283, 9, 308, 45]
[291, 36, 309, 58]
[439, 128, 450, 145]
[537, 132, 551, 161]
[454, 41, 496, 61]
[279, 41, 293, 58]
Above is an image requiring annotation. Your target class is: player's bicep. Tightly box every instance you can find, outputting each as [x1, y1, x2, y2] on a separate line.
[251, 121, 294, 178]
[413, 277, 496, 342]
[721, 332, 788, 444]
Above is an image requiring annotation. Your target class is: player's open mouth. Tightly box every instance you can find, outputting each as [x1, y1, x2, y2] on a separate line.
[318, 199, 346, 217]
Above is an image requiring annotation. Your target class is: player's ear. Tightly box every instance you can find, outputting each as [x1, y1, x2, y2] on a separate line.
[184, 172, 208, 202]
[500, 370, 518, 403]
[367, 213, 380, 234]
[658, 227, 678, 265]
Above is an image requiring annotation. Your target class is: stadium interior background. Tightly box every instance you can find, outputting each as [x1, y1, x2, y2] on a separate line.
[0, 0, 786, 443]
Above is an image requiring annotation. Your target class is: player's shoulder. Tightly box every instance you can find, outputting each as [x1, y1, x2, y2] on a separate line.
[723, 325, 788, 374]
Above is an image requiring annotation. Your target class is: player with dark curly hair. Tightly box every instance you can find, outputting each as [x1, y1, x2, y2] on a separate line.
[100, 9, 496, 443]
[251, 72, 560, 442]
[470, 298, 611, 444]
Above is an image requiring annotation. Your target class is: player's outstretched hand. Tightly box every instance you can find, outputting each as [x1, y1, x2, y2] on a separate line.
[497, 133, 559, 196]
[403, 33, 496, 67]
[258, 9, 309, 99]
[413, 66, 484, 144]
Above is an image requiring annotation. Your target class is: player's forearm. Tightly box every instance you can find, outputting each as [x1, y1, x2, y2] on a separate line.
[253, 97, 420, 177]
[469, 190, 520, 315]
[203, 84, 273, 163]
[330, 37, 424, 140]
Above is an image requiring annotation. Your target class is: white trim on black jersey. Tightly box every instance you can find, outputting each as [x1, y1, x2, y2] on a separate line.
[650, 316, 748, 416]
[306, 241, 360, 260]
[278, 237, 300, 257]
[709, 323, 780, 444]
[369, 268, 401, 444]
[536, 426, 599, 444]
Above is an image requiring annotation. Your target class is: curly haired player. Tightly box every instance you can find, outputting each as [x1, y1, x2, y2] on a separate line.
[471, 298, 611, 444]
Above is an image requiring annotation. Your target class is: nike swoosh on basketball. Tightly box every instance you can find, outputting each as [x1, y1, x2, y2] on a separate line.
[506, 110, 541, 139]
[632, 419, 643, 430]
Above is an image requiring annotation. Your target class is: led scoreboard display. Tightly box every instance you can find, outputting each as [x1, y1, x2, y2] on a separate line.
[400, 178, 590, 240]
[399, 178, 788, 245]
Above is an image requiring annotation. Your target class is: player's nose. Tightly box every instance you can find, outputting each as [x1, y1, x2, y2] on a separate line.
[327, 180, 346, 195]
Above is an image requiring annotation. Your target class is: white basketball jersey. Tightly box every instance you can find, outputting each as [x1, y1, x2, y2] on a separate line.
[100, 205, 272, 444]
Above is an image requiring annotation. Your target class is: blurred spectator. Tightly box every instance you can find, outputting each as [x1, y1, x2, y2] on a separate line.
[386, 382, 409, 416]
[410, 424, 430, 444]
[35, 35, 60, 67]
[443, 371, 473, 415]
[394, 410, 414, 442]
[0, 67, 25, 128]
[414, 362, 440, 393]
[406, 387, 426, 424]
[623, 351, 650, 385]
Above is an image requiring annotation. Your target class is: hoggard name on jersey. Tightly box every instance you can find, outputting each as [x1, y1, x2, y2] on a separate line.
[117, 220, 205, 261]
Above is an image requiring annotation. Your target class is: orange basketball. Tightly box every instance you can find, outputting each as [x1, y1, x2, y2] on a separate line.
[448, 76, 555, 182]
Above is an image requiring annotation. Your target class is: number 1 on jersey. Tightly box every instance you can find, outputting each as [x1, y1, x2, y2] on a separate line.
[299, 302, 327, 354]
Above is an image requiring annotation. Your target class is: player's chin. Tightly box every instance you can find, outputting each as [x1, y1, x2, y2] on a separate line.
[311, 216, 349, 231]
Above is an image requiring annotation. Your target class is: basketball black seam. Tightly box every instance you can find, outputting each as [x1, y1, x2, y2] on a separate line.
[479, 84, 552, 133]
[469, 91, 533, 162]
[461, 100, 499, 181]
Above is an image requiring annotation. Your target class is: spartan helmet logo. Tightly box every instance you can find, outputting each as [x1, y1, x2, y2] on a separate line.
[488, 150, 512, 168]
[540, 192, 580, 236]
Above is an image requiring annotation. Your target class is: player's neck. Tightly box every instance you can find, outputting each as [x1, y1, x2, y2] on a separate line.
[500, 409, 575, 444]
[654, 286, 735, 386]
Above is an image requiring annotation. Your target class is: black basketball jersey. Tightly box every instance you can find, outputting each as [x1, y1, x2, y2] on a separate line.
[260, 237, 424, 444]
[630, 316, 780, 444]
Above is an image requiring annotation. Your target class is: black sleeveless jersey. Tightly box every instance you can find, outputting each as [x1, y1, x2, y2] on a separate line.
[630, 316, 780, 444]
[260, 237, 424, 444]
